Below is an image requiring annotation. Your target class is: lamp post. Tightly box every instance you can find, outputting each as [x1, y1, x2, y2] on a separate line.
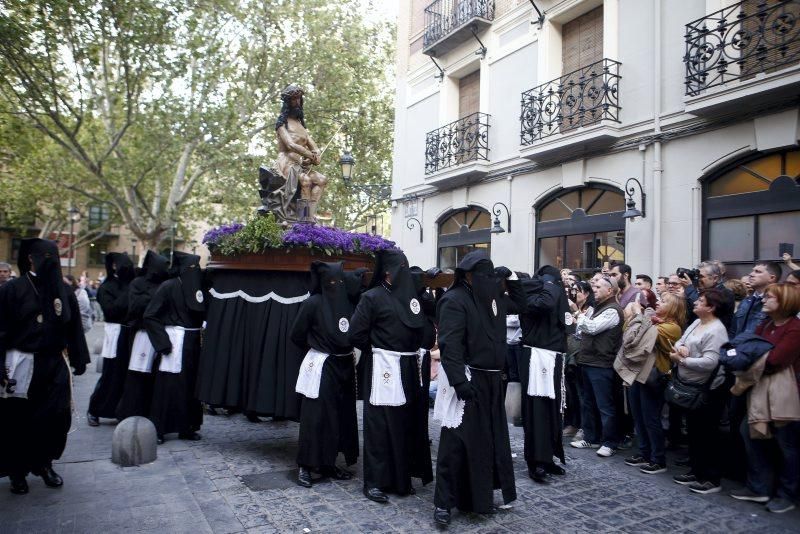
[170, 222, 177, 266]
[339, 150, 391, 201]
[622, 178, 646, 220]
[406, 217, 423, 243]
[67, 207, 81, 275]
[131, 237, 137, 261]
[490, 202, 510, 234]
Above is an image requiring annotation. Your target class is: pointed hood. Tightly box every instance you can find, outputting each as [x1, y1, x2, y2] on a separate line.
[173, 251, 205, 312]
[369, 249, 426, 329]
[18, 238, 72, 324]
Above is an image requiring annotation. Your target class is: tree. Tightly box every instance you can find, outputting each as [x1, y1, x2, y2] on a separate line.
[0, 0, 395, 250]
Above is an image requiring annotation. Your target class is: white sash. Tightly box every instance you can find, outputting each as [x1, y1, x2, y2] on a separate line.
[525, 346, 557, 399]
[1, 350, 34, 399]
[129, 330, 156, 373]
[433, 364, 471, 429]
[101, 323, 122, 359]
[295, 348, 330, 399]
[369, 348, 418, 406]
[158, 326, 201, 374]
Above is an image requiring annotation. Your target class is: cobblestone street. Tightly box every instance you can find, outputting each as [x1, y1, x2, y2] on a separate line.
[1, 324, 798, 533]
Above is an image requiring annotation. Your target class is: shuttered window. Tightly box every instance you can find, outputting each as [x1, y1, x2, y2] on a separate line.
[561, 5, 603, 75]
[458, 70, 480, 118]
[739, 0, 800, 78]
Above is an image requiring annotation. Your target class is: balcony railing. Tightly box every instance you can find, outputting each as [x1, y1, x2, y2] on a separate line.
[684, 0, 800, 96]
[520, 59, 621, 145]
[423, 0, 495, 50]
[425, 112, 490, 175]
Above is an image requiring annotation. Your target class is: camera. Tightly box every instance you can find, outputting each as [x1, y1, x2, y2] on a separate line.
[676, 267, 700, 284]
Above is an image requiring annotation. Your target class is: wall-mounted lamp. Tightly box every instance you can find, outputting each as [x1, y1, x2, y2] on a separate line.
[622, 178, 646, 220]
[406, 217, 423, 243]
[490, 202, 510, 234]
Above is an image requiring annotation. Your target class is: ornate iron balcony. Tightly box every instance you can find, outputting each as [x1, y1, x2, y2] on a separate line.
[520, 58, 621, 145]
[423, 0, 495, 50]
[425, 112, 490, 175]
[684, 0, 800, 96]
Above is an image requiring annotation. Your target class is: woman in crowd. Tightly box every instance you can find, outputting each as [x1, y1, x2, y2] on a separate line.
[669, 288, 731, 495]
[64, 274, 93, 333]
[564, 280, 595, 438]
[730, 283, 800, 514]
[618, 292, 685, 474]
[786, 270, 800, 286]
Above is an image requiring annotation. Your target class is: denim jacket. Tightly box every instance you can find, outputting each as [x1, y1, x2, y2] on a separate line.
[732, 294, 766, 337]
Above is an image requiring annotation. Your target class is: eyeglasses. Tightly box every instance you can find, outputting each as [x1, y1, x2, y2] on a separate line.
[667, 282, 680, 286]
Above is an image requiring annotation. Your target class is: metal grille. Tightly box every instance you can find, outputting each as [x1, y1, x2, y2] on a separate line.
[425, 112, 490, 175]
[423, 0, 495, 49]
[684, 0, 800, 96]
[520, 58, 621, 145]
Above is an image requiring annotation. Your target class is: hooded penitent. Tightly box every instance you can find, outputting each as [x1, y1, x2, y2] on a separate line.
[309, 261, 354, 349]
[454, 250, 499, 338]
[18, 238, 71, 325]
[142, 250, 170, 284]
[172, 251, 205, 312]
[105, 252, 135, 285]
[410, 266, 436, 318]
[535, 264, 571, 329]
[369, 250, 426, 330]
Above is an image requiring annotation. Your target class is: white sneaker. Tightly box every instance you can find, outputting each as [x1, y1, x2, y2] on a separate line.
[596, 446, 615, 457]
[570, 439, 600, 449]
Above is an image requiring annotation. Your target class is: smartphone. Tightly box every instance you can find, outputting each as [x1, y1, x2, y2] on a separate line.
[779, 243, 794, 257]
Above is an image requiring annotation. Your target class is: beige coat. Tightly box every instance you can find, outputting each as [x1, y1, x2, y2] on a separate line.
[614, 314, 659, 387]
[743, 353, 800, 439]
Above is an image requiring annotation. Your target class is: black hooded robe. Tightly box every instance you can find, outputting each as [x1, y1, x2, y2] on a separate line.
[88, 253, 134, 419]
[434, 257, 516, 514]
[290, 262, 359, 471]
[348, 269, 435, 494]
[0, 240, 90, 478]
[116, 251, 169, 421]
[509, 272, 568, 474]
[144, 255, 205, 437]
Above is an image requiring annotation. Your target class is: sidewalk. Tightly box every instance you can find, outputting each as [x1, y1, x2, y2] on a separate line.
[1, 323, 798, 533]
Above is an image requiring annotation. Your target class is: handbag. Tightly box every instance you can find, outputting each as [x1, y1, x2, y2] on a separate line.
[664, 363, 720, 411]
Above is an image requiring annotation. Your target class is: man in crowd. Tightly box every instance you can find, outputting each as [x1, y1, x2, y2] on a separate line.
[88, 252, 135, 426]
[635, 274, 653, 292]
[610, 263, 640, 308]
[680, 260, 734, 333]
[655, 276, 668, 299]
[433, 251, 516, 525]
[733, 262, 781, 336]
[144, 251, 206, 444]
[0, 261, 12, 286]
[349, 250, 435, 503]
[570, 276, 624, 457]
[0, 239, 90, 494]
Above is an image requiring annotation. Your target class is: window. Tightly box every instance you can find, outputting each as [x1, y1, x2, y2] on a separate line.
[437, 206, 491, 270]
[88, 205, 111, 229]
[87, 239, 111, 267]
[560, 5, 604, 134]
[703, 149, 800, 280]
[534, 185, 625, 276]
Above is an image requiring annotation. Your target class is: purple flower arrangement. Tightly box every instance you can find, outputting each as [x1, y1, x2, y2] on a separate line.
[203, 220, 397, 256]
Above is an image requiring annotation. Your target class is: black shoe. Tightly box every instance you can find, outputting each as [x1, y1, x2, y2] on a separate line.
[205, 405, 220, 416]
[245, 412, 262, 423]
[87, 412, 100, 427]
[157, 434, 165, 445]
[363, 487, 388, 503]
[327, 466, 353, 480]
[529, 466, 548, 484]
[543, 463, 566, 476]
[9, 477, 28, 495]
[512, 417, 523, 427]
[297, 468, 313, 488]
[178, 431, 202, 441]
[433, 507, 451, 526]
[33, 466, 63, 488]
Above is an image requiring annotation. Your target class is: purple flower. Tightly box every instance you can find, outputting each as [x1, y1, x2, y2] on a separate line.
[282, 224, 397, 254]
[202, 222, 244, 244]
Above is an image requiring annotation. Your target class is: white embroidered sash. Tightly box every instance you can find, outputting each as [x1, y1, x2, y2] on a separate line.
[158, 326, 201, 374]
[1, 350, 34, 399]
[433, 364, 471, 429]
[101, 323, 122, 359]
[369, 348, 418, 406]
[129, 330, 156, 373]
[525, 346, 557, 399]
[295, 348, 330, 399]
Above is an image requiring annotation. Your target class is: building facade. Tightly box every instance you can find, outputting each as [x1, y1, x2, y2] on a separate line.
[390, 0, 800, 280]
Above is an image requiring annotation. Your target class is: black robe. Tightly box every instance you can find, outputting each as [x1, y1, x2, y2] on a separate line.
[348, 286, 435, 494]
[290, 294, 358, 470]
[144, 279, 204, 436]
[88, 276, 132, 419]
[508, 278, 566, 471]
[434, 282, 516, 514]
[0, 277, 90, 477]
[115, 276, 160, 420]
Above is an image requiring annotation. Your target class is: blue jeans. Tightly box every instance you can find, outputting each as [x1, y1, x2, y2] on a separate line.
[629, 379, 666, 465]
[580, 366, 619, 448]
[741, 419, 800, 500]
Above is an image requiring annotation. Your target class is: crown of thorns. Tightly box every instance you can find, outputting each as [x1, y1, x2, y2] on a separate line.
[280, 84, 304, 101]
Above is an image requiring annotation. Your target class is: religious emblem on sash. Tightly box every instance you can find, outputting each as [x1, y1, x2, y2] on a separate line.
[383, 371, 391, 384]
[338, 318, 349, 333]
[491, 299, 498, 317]
[195, 290, 204, 303]
[565, 312, 574, 326]
[409, 298, 421, 315]
[36, 314, 43, 324]
[54, 298, 63, 317]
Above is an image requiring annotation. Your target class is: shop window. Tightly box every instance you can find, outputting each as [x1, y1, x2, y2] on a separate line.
[437, 206, 491, 270]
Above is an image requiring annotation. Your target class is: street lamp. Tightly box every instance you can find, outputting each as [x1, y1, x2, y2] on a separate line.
[130, 237, 138, 265]
[67, 207, 81, 275]
[339, 150, 391, 200]
[406, 217, 423, 243]
[170, 222, 177, 266]
[622, 178, 646, 220]
[490, 202, 510, 234]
